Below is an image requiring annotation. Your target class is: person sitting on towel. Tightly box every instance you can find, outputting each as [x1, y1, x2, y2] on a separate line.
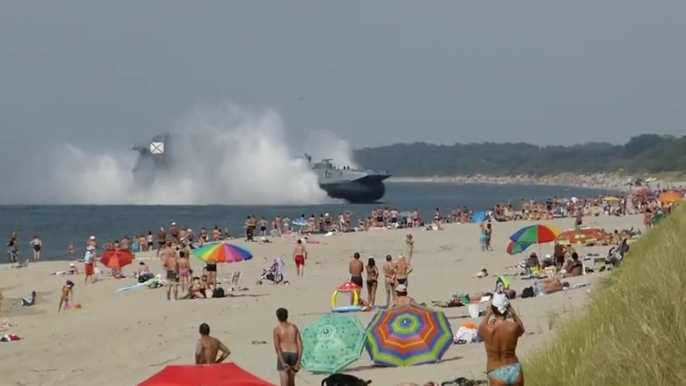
[392, 284, 415, 307]
[563, 253, 583, 278]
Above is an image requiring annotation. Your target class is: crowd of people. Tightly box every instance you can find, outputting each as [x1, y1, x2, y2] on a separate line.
[2, 187, 683, 386]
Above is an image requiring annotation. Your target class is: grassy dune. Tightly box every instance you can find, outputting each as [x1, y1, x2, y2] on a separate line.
[523, 204, 686, 386]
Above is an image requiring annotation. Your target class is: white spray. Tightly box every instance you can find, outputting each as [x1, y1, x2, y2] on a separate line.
[31, 105, 355, 205]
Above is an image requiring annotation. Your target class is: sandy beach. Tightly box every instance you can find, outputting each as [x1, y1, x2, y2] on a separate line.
[0, 214, 643, 386]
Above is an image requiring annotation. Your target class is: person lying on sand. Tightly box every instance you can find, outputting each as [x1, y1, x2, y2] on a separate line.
[534, 278, 568, 295]
[195, 323, 230, 364]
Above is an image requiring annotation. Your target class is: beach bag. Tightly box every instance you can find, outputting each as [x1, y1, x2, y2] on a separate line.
[521, 286, 535, 299]
[212, 287, 225, 298]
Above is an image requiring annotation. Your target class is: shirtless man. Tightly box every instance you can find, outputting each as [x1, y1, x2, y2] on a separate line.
[478, 295, 525, 386]
[195, 323, 230, 364]
[349, 252, 364, 305]
[273, 308, 302, 386]
[161, 242, 178, 301]
[383, 255, 396, 308]
[156, 227, 167, 258]
[293, 239, 307, 277]
[394, 255, 413, 289]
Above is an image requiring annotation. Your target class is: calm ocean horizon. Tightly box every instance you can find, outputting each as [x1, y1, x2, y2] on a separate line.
[0, 182, 614, 262]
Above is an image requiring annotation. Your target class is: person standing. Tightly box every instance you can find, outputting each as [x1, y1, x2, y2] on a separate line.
[366, 258, 379, 307]
[195, 323, 230, 364]
[349, 252, 364, 305]
[162, 241, 179, 301]
[478, 294, 525, 386]
[293, 239, 307, 277]
[29, 235, 42, 262]
[405, 234, 414, 260]
[7, 231, 19, 263]
[383, 255, 396, 308]
[273, 308, 302, 386]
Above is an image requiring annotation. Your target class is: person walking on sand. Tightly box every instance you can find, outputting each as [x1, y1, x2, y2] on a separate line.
[195, 323, 230, 364]
[478, 293, 525, 386]
[293, 239, 307, 277]
[349, 252, 364, 305]
[383, 255, 396, 308]
[405, 233, 414, 260]
[273, 307, 302, 386]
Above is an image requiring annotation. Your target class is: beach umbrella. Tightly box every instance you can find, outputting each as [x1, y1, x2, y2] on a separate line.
[506, 241, 531, 255]
[193, 242, 253, 263]
[365, 304, 453, 367]
[300, 313, 366, 374]
[659, 191, 683, 204]
[136, 363, 275, 386]
[100, 248, 134, 269]
[471, 211, 487, 223]
[557, 228, 606, 245]
[603, 196, 620, 202]
[509, 225, 560, 245]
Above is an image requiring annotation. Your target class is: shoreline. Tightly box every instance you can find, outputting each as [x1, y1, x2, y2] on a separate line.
[387, 174, 686, 192]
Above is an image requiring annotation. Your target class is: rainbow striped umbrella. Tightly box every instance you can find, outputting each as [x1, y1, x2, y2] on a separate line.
[506, 241, 531, 255]
[509, 225, 560, 245]
[193, 242, 253, 263]
[365, 304, 453, 367]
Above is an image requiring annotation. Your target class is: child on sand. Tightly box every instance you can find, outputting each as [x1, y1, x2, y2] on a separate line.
[58, 280, 75, 312]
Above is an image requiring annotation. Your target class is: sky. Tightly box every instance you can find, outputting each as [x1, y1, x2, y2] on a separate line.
[1, 1, 685, 163]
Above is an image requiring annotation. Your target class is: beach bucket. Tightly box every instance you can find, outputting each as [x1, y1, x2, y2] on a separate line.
[468, 303, 480, 318]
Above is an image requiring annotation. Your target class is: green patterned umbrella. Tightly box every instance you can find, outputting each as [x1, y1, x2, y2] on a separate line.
[300, 313, 366, 374]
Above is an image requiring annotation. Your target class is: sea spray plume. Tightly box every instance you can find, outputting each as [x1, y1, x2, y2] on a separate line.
[39, 105, 333, 205]
[301, 131, 358, 169]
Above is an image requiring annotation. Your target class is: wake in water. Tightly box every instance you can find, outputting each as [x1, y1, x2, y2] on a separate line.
[36, 105, 354, 205]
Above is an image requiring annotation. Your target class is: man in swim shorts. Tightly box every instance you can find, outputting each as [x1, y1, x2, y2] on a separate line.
[478, 294, 524, 385]
[273, 307, 302, 386]
[349, 252, 364, 304]
[162, 242, 178, 301]
[293, 239, 307, 277]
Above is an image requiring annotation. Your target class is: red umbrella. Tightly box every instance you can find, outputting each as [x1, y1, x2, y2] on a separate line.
[100, 248, 134, 270]
[137, 363, 275, 386]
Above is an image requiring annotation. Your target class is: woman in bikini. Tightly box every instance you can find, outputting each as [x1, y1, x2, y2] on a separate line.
[58, 280, 75, 312]
[30, 235, 42, 262]
[366, 258, 379, 307]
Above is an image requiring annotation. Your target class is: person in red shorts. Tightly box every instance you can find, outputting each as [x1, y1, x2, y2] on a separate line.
[293, 239, 307, 277]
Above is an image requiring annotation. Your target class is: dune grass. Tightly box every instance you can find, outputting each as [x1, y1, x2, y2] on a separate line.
[523, 204, 686, 386]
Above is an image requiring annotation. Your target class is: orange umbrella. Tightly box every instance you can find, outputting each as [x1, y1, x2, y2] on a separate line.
[659, 191, 683, 204]
[100, 248, 134, 269]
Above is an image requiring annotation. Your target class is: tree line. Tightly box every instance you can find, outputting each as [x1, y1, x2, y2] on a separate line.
[353, 134, 686, 176]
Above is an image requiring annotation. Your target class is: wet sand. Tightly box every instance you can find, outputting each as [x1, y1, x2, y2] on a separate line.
[0, 214, 643, 386]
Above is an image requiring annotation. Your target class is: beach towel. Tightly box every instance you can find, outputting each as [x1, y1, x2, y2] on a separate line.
[116, 282, 148, 293]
